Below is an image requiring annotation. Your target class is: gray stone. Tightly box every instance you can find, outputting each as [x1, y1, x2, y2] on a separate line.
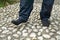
[46, 29, 49, 33]
[38, 32, 41, 36]
[50, 38, 56, 40]
[50, 29, 56, 32]
[12, 29, 17, 33]
[22, 33, 28, 37]
[31, 26, 36, 29]
[42, 27, 47, 30]
[8, 27, 14, 30]
[49, 32, 54, 36]
[8, 36, 11, 40]
[37, 26, 41, 29]
[38, 36, 43, 40]
[2, 30, 9, 34]
[56, 35, 60, 40]
[57, 31, 60, 35]
[22, 29, 27, 33]
[2, 27, 7, 30]
[7, 31, 12, 34]
[25, 38, 31, 40]
[0, 29, 2, 32]
[13, 34, 19, 38]
[28, 29, 32, 33]
[0, 34, 6, 38]
[17, 31, 21, 35]
[33, 28, 38, 32]
[39, 29, 43, 32]
[43, 34, 51, 38]
[30, 32, 36, 37]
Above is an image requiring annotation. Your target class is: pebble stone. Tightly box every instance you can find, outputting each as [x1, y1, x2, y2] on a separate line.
[22, 33, 28, 37]
[2, 27, 7, 30]
[12, 29, 17, 33]
[22, 29, 27, 33]
[0, 30, 2, 32]
[8, 36, 11, 40]
[2, 30, 9, 34]
[28, 29, 32, 33]
[38, 36, 43, 40]
[38, 32, 41, 36]
[7, 31, 12, 34]
[57, 31, 60, 35]
[17, 31, 21, 35]
[8, 27, 14, 30]
[30, 32, 36, 37]
[33, 29, 38, 32]
[50, 38, 56, 40]
[0, 34, 6, 38]
[45, 29, 49, 33]
[42, 27, 47, 30]
[37, 26, 41, 29]
[39, 29, 43, 32]
[56, 35, 60, 40]
[43, 34, 51, 38]
[31, 26, 36, 29]
[25, 38, 31, 40]
[50, 29, 56, 32]
[13, 34, 19, 38]
[49, 32, 54, 36]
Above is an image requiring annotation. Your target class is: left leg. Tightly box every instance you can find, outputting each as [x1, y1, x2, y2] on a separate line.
[40, 0, 54, 20]
[40, 0, 54, 27]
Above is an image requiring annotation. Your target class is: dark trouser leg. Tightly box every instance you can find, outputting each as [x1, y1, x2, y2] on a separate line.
[40, 0, 54, 20]
[19, 0, 34, 21]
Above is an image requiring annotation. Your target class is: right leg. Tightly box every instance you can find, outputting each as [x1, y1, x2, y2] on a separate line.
[19, 0, 34, 21]
[11, 0, 34, 25]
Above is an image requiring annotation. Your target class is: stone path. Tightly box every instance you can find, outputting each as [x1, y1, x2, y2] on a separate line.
[0, 2, 60, 40]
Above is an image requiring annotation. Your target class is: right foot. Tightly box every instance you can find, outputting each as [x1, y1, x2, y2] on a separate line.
[11, 19, 27, 25]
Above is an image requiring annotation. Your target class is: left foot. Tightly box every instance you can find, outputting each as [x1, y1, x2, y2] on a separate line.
[41, 18, 50, 27]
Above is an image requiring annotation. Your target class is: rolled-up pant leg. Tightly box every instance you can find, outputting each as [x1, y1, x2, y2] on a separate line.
[19, 0, 34, 21]
[40, 0, 54, 20]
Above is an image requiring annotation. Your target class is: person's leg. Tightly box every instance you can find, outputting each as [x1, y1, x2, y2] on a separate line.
[19, 0, 34, 21]
[40, 0, 54, 20]
[11, 0, 34, 25]
[40, 0, 54, 27]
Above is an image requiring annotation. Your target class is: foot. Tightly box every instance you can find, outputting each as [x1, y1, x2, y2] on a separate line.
[11, 19, 27, 25]
[41, 18, 50, 27]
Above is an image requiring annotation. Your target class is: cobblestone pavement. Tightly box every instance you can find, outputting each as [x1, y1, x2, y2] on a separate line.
[0, 2, 60, 40]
